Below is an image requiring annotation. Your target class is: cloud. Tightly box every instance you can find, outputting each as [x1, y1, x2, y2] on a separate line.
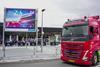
[53, 0, 100, 17]
[0, 0, 100, 27]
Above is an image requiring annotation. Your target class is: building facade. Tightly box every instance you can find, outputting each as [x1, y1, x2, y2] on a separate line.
[0, 23, 62, 46]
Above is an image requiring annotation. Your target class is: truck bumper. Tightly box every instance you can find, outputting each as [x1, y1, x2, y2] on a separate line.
[61, 56, 92, 65]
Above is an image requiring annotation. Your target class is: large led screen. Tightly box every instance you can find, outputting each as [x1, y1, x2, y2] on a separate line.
[5, 8, 37, 32]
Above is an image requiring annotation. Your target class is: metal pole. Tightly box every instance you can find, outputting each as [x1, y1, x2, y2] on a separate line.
[2, 8, 6, 58]
[33, 9, 38, 55]
[41, 9, 45, 52]
[35, 11, 38, 52]
[9, 35, 12, 41]
[25, 32, 28, 48]
[2, 22, 5, 58]
[35, 26, 38, 53]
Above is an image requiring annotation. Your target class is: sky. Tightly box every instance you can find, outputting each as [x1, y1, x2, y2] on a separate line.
[0, 0, 100, 27]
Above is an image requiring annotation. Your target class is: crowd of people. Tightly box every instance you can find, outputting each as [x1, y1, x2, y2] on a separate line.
[0, 36, 60, 47]
[4, 38, 60, 47]
[4, 38, 47, 46]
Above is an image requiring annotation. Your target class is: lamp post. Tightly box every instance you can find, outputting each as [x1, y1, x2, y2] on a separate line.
[2, 8, 6, 58]
[41, 9, 45, 52]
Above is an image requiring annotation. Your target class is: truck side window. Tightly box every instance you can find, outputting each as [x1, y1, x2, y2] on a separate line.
[89, 26, 94, 33]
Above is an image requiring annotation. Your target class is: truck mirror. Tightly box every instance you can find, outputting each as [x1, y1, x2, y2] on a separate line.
[94, 27, 98, 34]
[89, 26, 98, 36]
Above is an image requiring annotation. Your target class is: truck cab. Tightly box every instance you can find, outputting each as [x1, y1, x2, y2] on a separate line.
[61, 16, 100, 65]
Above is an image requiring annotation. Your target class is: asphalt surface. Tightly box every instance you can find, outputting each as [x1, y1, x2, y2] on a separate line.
[0, 59, 99, 67]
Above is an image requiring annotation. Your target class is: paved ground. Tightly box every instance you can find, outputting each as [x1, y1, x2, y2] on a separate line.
[0, 59, 99, 67]
[0, 46, 60, 62]
[0, 46, 100, 67]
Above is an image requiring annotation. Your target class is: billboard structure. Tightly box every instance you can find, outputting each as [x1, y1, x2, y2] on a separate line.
[4, 8, 37, 32]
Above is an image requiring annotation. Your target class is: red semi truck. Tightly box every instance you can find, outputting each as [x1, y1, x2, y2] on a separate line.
[61, 16, 100, 65]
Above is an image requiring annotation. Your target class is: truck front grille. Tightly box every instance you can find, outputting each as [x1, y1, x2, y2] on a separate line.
[64, 50, 82, 59]
[63, 44, 84, 59]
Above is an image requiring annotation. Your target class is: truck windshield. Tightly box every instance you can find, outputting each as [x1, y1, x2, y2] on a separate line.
[62, 24, 89, 41]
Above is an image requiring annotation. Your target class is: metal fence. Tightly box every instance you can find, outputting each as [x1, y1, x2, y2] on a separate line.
[0, 44, 61, 62]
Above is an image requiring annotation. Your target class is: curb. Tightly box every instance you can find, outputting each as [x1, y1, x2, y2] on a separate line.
[0, 58, 60, 64]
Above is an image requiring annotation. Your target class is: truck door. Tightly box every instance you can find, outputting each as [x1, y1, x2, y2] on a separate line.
[89, 26, 100, 49]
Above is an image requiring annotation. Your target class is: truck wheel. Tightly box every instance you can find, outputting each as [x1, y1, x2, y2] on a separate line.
[92, 52, 98, 65]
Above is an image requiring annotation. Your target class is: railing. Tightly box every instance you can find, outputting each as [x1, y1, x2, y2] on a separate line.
[0, 44, 61, 62]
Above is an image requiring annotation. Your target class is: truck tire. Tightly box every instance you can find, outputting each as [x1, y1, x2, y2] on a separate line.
[92, 52, 98, 65]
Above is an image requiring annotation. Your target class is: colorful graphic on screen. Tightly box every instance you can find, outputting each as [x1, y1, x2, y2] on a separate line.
[5, 8, 37, 32]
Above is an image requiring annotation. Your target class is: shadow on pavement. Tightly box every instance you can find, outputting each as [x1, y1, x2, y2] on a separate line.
[61, 61, 99, 67]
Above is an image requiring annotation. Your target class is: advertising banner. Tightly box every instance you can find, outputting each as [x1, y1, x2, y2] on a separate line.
[4, 8, 37, 32]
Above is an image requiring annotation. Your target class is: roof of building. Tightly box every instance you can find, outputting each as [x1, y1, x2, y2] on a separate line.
[38, 27, 62, 33]
[0, 23, 62, 33]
